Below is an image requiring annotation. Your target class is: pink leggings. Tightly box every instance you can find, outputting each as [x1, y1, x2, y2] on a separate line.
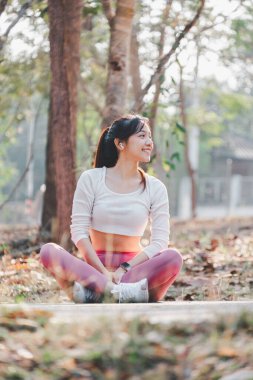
[39, 243, 183, 302]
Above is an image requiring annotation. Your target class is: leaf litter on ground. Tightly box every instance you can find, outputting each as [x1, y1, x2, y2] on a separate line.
[0, 219, 253, 379]
[0, 217, 253, 303]
[0, 307, 252, 380]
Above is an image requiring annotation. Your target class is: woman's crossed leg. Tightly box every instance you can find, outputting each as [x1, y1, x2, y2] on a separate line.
[39, 243, 182, 302]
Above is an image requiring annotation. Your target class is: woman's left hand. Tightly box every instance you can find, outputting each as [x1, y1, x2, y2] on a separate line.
[112, 267, 125, 284]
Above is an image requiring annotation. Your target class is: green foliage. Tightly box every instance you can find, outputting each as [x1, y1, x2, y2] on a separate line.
[14, 294, 27, 304]
[170, 122, 186, 147]
[0, 51, 49, 200]
[220, 92, 253, 120]
[175, 122, 186, 134]
[0, 165, 17, 202]
[188, 82, 253, 150]
[231, 17, 253, 56]
[5, 369, 25, 380]
[76, 104, 101, 173]
[170, 152, 180, 162]
[1, 0, 253, 199]
[83, 0, 102, 16]
[155, 117, 186, 177]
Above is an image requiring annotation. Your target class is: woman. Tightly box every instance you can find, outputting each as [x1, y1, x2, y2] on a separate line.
[40, 114, 183, 303]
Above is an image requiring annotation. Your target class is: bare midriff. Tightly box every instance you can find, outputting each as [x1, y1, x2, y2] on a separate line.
[89, 229, 142, 253]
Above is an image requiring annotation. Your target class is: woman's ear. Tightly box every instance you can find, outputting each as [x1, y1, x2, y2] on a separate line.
[114, 137, 119, 147]
[114, 138, 124, 150]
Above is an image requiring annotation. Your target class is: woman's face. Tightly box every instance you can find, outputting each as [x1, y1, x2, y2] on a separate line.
[125, 123, 154, 163]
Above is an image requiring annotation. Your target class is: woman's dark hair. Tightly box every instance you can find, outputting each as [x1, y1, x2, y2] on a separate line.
[94, 114, 150, 191]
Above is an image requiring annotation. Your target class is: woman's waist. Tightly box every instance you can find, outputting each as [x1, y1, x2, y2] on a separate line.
[89, 229, 142, 252]
[96, 249, 139, 255]
[90, 222, 145, 239]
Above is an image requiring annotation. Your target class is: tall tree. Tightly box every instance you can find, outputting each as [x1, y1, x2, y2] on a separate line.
[129, 25, 142, 106]
[149, 0, 173, 182]
[133, 0, 205, 113]
[149, 0, 173, 134]
[42, 0, 82, 246]
[101, 0, 137, 128]
[178, 60, 197, 218]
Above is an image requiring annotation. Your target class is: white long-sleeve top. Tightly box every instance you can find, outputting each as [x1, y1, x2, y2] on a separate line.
[70, 166, 170, 259]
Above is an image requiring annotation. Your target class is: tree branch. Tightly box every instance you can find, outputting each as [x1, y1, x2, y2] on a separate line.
[0, 0, 32, 50]
[133, 0, 205, 112]
[101, 0, 115, 27]
[80, 78, 103, 116]
[0, 0, 8, 16]
[0, 151, 34, 211]
[199, 3, 241, 34]
[0, 98, 43, 211]
[0, 103, 21, 144]
[149, 0, 173, 132]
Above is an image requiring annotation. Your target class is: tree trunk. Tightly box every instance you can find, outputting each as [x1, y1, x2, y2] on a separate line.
[149, 0, 172, 134]
[149, 0, 172, 180]
[130, 25, 142, 105]
[0, 0, 8, 15]
[41, 100, 57, 234]
[179, 64, 197, 218]
[101, 0, 136, 128]
[43, 0, 82, 247]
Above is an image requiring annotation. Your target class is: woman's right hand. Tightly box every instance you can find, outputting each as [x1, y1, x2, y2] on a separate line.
[103, 269, 115, 283]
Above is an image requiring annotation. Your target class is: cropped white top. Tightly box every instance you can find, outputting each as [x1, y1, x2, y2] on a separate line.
[70, 166, 170, 258]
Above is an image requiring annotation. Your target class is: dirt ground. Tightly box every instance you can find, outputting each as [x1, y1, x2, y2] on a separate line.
[0, 216, 252, 304]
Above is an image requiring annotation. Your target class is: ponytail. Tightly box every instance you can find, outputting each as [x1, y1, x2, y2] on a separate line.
[93, 127, 119, 168]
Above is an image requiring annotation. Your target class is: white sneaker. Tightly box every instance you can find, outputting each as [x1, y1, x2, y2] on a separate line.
[72, 282, 102, 304]
[111, 278, 149, 303]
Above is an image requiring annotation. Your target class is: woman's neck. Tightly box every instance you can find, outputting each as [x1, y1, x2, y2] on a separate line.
[109, 161, 139, 180]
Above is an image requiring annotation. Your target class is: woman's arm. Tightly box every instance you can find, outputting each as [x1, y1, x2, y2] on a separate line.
[113, 179, 170, 283]
[112, 251, 149, 283]
[127, 251, 149, 267]
[76, 238, 112, 279]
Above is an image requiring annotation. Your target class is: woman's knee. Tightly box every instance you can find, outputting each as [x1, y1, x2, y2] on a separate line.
[39, 242, 58, 265]
[162, 248, 183, 272]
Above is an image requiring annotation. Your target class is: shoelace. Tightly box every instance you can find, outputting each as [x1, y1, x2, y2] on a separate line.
[111, 283, 136, 303]
[111, 288, 121, 303]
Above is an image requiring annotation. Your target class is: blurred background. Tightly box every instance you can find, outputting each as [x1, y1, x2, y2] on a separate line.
[0, 0, 253, 232]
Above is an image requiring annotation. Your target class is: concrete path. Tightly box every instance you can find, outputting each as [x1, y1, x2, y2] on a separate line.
[1, 301, 253, 324]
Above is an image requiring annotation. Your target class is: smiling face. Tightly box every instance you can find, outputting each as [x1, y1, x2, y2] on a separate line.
[124, 122, 154, 163]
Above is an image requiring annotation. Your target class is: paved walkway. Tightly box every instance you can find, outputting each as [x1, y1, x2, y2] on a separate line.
[1, 301, 253, 324]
